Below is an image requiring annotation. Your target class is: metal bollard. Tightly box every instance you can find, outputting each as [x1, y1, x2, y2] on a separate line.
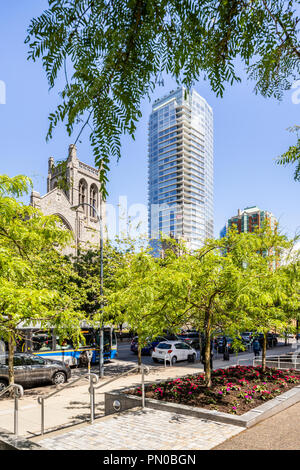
[41, 397, 45, 435]
[141, 367, 145, 409]
[90, 375, 94, 424]
[12, 385, 24, 436]
[14, 393, 18, 435]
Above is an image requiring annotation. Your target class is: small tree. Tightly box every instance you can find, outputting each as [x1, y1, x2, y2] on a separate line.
[106, 246, 190, 368]
[171, 229, 255, 387]
[0, 175, 86, 385]
[237, 224, 293, 371]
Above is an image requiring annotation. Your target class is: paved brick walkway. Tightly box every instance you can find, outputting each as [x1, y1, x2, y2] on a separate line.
[37, 408, 243, 450]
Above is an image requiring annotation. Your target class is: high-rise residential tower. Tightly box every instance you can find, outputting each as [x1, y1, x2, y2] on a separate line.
[148, 87, 214, 254]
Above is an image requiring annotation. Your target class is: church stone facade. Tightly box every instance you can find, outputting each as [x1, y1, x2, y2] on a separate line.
[30, 144, 105, 254]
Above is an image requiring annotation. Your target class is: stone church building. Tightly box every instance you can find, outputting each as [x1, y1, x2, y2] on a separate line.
[30, 144, 105, 254]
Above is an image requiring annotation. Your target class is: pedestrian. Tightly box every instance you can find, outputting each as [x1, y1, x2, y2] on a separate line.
[223, 338, 230, 361]
[253, 338, 261, 357]
[201, 343, 205, 364]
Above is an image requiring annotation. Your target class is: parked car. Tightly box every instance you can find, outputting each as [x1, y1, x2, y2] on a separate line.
[240, 332, 253, 347]
[130, 336, 169, 355]
[256, 333, 278, 348]
[0, 353, 71, 391]
[178, 332, 202, 349]
[152, 341, 197, 365]
[215, 336, 234, 353]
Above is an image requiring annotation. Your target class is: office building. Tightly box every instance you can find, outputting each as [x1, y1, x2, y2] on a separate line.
[221, 206, 278, 236]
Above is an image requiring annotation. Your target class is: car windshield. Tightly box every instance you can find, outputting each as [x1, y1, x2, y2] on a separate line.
[157, 343, 172, 349]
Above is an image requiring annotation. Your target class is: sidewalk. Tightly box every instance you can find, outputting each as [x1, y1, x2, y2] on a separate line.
[0, 342, 295, 439]
[0, 362, 204, 437]
[214, 401, 300, 450]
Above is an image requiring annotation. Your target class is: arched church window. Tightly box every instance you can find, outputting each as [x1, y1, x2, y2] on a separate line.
[79, 179, 88, 214]
[90, 184, 98, 217]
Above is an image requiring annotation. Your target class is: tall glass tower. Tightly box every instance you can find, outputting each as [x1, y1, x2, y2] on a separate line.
[148, 87, 214, 253]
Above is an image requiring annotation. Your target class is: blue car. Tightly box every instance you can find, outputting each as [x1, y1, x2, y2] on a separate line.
[130, 336, 169, 355]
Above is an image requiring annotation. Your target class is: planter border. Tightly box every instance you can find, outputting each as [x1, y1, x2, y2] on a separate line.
[105, 382, 300, 428]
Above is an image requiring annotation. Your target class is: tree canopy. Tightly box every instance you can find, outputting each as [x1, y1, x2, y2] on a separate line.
[277, 125, 300, 182]
[26, 0, 300, 196]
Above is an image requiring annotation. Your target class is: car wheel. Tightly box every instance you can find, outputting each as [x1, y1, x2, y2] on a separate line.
[52, 372, 67, 385]
[0, 378, 8, 392]
[171, 356, 177, 365]
[187, 354, 196, 363]
[152, 358, 159, 363]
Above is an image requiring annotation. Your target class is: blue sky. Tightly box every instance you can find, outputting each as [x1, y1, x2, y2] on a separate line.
[0, 2, 299, 239]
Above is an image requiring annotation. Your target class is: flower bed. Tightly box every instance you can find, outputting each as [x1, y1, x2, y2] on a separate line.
[128, 366, 300, 415]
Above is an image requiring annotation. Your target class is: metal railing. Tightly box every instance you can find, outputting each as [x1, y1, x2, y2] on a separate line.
[0, 383, 24, 435]
[236, 357, 255, 366]
[93, 364, 150, 409]
[37, 373, 98, 435]
[33, 364, 151, 436]
[253, 354, 300, 370]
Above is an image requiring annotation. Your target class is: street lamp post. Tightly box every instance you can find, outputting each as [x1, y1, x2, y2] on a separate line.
[71, 200, 104, 378]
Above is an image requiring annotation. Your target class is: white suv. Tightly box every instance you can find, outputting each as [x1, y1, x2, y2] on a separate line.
[152, 341, 197, 365]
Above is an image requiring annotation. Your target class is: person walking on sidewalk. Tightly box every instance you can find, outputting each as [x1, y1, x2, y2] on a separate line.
[223, 337, 230, 361]
[253, 338, 261, 357]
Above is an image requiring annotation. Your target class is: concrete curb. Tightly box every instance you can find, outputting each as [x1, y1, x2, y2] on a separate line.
[0, 427, 45, 450]
[105, 385, 300, 429]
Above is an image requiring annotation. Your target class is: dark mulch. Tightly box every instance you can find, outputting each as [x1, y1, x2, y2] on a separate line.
[127, 365, 300, 415]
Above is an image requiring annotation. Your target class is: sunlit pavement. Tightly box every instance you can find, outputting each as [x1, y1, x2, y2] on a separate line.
[0, 339, 297, 441]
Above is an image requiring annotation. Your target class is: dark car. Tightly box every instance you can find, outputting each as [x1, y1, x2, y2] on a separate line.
[256, 333, 278, 348]
[130, 336, 169, 355]
[240, 332, 253, 346]
[215, 336, 234, 353]
[0, 353, 71, 391]
[178, 332, 202, 350]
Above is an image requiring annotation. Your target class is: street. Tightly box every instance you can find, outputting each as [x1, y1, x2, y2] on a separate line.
[115, 337, 298, 369]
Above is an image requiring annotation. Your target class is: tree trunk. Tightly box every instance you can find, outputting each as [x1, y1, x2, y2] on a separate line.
[8, 333, 15, 386]
[137, 340, 142, 373]
[198, 331, 202, 362]
[262, 333, 267, 372]
[204, 310, 212, 387]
